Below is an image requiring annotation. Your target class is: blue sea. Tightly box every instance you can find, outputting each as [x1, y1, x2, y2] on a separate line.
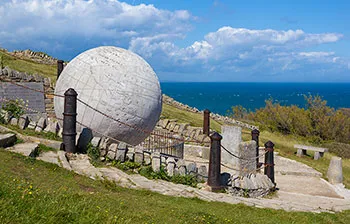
[160, 82, 350, 115]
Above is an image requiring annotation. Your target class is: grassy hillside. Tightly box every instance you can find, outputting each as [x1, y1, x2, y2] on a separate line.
[1, 149, 350, 223]
[161, 103, 222, 132]
[0, 50, 56, 81]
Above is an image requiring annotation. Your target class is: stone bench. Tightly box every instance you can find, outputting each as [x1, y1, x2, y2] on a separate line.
[294, 144, 328, 160]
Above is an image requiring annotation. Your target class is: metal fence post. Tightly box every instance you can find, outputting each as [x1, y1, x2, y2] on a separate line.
[264, 141, 275, 185]
[57, 60, 64, 79]
[62, 88, 77, 153]
[203, 109, 210, 136]
[208, 132, 222, 191]
[251, 129, 260, 168]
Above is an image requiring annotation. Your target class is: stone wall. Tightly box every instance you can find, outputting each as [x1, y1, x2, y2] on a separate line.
[163, 94, 258, 130]
[0, 67, 55, 117]
[156, 118, 211, 146]
[10, 49, 58, 65]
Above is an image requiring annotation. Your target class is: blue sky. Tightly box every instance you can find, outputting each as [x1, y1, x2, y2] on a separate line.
[0, 0, 349, 82]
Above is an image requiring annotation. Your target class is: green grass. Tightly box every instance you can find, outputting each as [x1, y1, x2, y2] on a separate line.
[1, 124, 62, 141]
[0, 50, 56, 82]
[161, 104, 222, 132]
[1, 149, 350, 223]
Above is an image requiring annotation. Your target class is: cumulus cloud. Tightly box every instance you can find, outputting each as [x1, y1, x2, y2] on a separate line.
[0, 0, 192, 58]
[130, 26, 348, 81]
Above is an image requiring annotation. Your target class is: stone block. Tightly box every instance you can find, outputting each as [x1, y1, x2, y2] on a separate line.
[0, 133, 17, 148]
[27, 121, 36, 130]
[18, 115, 29, 129]
[144, 153, 151, 165]
[90, 137, 101, 148]
[151, 152, 161, 172]
[77, 128, 93, 153]
[10, 117, 18, 126]
[43, 119, 60, 134]
[116, 142, 128, 162]
[196, 134, 207, 143]
[173, 124, 180, 133]
[327, 156, 343, 184]
[159, 119, 169, 129]
[197, 165, 208, 182]
[106, 143, 118, 160]
[177, 123, 189, 134]
[166, 157, 176, 177]
[238, 140, 257, 176]
[187, 162, 197, 175]
[35, 117, 47, 132]
[176, 159, 186, 176]
[134, 146, 144, 164]
[221, 125, 242, 166]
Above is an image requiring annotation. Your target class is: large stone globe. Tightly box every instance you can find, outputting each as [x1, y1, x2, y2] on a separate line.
[54, 46, 162, 146]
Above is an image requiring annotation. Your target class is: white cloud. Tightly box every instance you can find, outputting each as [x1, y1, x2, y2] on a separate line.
[130, 27, 348, 80]
[0, 0, 192, 58]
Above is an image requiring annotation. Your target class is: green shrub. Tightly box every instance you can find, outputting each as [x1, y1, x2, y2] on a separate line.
[87, 143, 100, 165]
[2, 99, 26, 119]
[322, 142, 350, 159]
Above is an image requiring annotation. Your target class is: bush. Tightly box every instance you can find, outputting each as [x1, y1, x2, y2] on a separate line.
[322, 142, 350, 159]
[248, 95, 350, 146]
[2, 99, 26, 119]
[87, 143, 100, 164]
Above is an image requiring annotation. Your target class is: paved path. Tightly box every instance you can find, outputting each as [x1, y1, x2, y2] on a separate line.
[3, 137, 350, 213]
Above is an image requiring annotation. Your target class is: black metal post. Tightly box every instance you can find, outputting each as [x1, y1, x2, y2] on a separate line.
[208, 132, 222, 191]
[57, 60, 64, 79]
[62, 88, 77, 153]
[203, 109, 210, 136]
[251, 129, 260, 169]
[264, 141, 275, 185]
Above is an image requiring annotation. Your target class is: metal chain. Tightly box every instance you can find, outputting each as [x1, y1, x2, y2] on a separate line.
[0, 78, 64, 98]
[220, 144, 268, 161]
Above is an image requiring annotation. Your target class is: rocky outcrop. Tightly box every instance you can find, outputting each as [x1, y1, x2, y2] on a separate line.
[10, 49, 58, 65]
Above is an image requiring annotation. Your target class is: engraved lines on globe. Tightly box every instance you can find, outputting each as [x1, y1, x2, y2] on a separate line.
[54, 46, 162, 145]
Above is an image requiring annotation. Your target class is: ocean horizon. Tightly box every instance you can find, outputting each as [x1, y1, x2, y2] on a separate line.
[160, 82, 350, 115]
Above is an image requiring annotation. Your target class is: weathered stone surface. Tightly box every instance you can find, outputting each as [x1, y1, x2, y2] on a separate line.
[54, 46, 162, 146]
[116, 142, 128, 162]
[166, 157, 176, 177]
[238, 140, 257, 176]
[151, 152, 161, 172]
[107, 143, 118, 160]
[0, 110, 10, 123]
[197, 165, 208, 182]
[77, 128, 93, 153]
[90, 137, 101, 148]
[134, 146, 144, 164]
[10, 117, 18, 126]
[27, 121, 36, 129]
[0, 133, 17, 147]
[126, 147, 135, 161]
[144, 153, 151, 165]
[7, 143, 39, 158]
[35, 117, 47, 132]
[159, 119, 169, 129]
[176, 159, 186, 175]
[221, 125, 242, 166]
[57, 151, 72, 170]
[43, 119, 60, 134]
[327, 157, 343, 184]
[18, 115, 29, 129]
[187, 162, 197, 175]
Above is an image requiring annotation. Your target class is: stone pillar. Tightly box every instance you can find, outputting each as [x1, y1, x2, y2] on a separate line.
[251, 129, 260, 168]
[221, 125, 242, 167]
[57, 60, 64, 79]
[203, 109, 210, 136]
[327, 157, 343, 184]
[264, 141, 275, 185]
[208, 132, 223, 191]
[238, 140, 257, 176]
[166, 157, 176, 177]
[134, 146, 144, 164]
[62, 88, 77, 153]
[152, 152, 161, 172]
[116, 142, 128, 162]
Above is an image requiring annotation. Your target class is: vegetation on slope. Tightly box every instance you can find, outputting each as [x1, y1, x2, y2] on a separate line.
[1, 149, 350, 223]
[161, 103, 222, 132]
[0, 50, 56, 81]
